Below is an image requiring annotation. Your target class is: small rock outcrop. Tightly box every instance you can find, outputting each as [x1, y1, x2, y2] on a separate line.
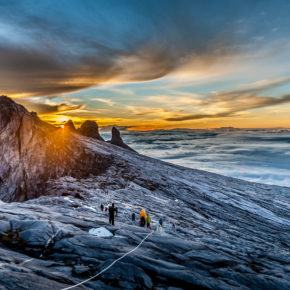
[78, 120, 104, 141]
[64, 120, 76, 132]
[109, 127, 135, 152]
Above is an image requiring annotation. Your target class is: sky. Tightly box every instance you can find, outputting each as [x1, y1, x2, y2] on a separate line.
[1, 0, 290, 130]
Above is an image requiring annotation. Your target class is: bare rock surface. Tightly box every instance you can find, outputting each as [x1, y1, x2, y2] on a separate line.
[0, 96, 289, 289]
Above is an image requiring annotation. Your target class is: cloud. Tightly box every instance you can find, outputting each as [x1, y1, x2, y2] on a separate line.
[16, 98, 84, 114]
[91, 98, 115, 106]
[218, 77, 290, 99]
[166, 111, 234, 122]
[166, 94, 290, 121]
[0, 0, 267, 97]
[121, 129, 290, 186]
[126, 106, 172, 117]
[166, 82, 290, 122]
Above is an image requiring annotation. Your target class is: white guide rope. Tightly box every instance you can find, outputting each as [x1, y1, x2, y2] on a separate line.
[20, 226, 61, 265]
[61, 230, 154, 290]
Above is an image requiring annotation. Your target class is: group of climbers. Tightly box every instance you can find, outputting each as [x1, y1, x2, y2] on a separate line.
[139, 209, 151, 228]
[100, 202, 163, 231]
[137, 209, 164, 230]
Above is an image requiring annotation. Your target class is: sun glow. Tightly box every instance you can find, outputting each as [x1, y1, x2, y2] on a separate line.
[56, 116, 69, 123]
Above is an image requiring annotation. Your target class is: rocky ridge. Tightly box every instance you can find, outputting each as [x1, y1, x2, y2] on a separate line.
[0, 96, 289, 289]
[0, 96, 112, 202]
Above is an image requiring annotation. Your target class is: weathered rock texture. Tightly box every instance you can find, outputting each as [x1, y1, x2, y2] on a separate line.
[0, 96, 289, 289]
[78, 120, 104, 141]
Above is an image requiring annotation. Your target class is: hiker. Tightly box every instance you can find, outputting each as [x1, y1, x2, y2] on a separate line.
[140, 216, 146, 227]
[100, 204, 104, 211]
[132, 212, 136, 222]
[157, 217, 163, 232]
[108, 203, 117, 226]
[139, 209, 146, 227]
[146, 213, 151, 229]
[172, 223, 176, 232]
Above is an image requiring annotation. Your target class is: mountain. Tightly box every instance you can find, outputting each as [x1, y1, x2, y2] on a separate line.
[0, 96, 112, 202]
[0, 96, 289, 289]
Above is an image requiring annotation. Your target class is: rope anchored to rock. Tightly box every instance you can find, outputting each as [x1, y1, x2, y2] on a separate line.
[61, 230, 155, 290]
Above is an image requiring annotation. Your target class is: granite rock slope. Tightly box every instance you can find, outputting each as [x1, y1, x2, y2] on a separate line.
[0, 96, 289, 289]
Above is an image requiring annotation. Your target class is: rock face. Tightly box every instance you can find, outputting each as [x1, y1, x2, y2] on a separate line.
[109, 126, 135, 152]
[78, 120, 104, 141]
[0, 96, 290, 289]
[64, 120, 76, 132]
[0, 96, 112, 202]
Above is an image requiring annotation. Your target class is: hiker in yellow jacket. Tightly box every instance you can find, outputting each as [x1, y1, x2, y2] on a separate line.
[146, 213, 151, 229]
[139, 209, 146, 227]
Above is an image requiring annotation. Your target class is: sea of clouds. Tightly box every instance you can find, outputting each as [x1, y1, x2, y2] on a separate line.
[101, 128, 290, 187]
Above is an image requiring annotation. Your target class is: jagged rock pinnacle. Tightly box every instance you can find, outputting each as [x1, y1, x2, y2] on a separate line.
[78, 120, 104, 141]
[64, 120, 76, 132]
[109, 126, 135, 152]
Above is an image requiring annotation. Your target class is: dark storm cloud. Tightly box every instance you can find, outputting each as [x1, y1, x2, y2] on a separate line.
[0, 0, 273, 96]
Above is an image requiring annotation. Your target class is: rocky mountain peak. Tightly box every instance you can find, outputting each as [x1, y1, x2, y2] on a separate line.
[78, 120, 104, 141]
[0, 95, 27, 130]
[64, 119, 76, 132]
[111, 126, 122, 142]
[109, 126, 135, 152]
[0, 97, 112, 202]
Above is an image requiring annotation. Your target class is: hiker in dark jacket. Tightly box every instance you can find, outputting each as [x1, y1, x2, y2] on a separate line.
[132, 212, 136, 222]
[108, 203, 117, 225]
[140, 216, 146, 227]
